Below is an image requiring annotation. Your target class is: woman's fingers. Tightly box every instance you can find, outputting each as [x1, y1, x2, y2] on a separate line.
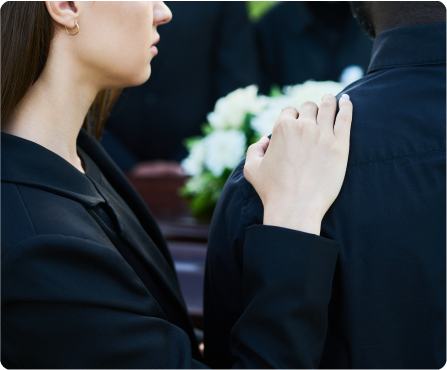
[244, 136, 270, 184]
[334, 94, 353, 142]
[244, 95, 353, 235]
[298, 101, 318, 125]
[317, 93, 337, 132]
[274, 107, 299, 126]
[256, 135, 270, 154]
[272, 107, 299, 139]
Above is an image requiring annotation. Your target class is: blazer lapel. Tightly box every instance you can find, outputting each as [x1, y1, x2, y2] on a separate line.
[89, 177, 189, 315]
[76, 130, 175, 270]
[77, 130, 199, 351]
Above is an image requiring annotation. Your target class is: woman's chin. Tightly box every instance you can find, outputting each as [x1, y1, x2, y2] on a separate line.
[104, 65, 152, 89]
[124, 65, 152, 88]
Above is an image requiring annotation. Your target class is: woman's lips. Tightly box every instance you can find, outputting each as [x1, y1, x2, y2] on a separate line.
[150, 37, 160, 55]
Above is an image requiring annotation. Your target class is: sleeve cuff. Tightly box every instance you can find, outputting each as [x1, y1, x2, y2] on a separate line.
[243, 224, 339, 305]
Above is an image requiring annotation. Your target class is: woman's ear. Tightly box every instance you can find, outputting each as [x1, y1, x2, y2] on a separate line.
[45, 1, 81, 30]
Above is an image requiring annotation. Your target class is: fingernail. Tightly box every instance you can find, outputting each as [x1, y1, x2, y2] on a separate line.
[259, 135, 269, 143]
[326, 92, 332, 95]
[341, 94, 350, 100]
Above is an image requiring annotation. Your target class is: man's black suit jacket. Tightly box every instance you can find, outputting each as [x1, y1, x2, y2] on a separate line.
[1, 129, 340, 368]
[204, 22, 446, 369]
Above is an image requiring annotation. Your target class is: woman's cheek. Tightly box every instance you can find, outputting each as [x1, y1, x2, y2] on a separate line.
[93, 2, 155, 87]
[126, 6, 154, 62]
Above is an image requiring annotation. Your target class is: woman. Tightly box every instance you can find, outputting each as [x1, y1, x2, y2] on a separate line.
[1, 2, 353, 368]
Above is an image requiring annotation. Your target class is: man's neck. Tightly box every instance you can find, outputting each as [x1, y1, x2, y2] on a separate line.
[372, 2, 446, 36]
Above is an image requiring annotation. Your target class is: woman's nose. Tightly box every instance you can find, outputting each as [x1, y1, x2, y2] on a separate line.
[154, 1, 172, 26]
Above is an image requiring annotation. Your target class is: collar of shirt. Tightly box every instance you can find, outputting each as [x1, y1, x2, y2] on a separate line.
[1, 130, 105, 208]
[368, 21, 446, 74]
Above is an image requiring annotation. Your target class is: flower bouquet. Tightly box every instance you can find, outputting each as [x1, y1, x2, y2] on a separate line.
[180, 81, 345, 221]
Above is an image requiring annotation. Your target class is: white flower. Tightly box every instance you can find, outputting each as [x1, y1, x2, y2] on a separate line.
[181, 140, 206, 176]
[207, 85, 267, 130]
[283, 80, 345, 109]
[184, 174, 207, 194]
[250, 80, 346, 136]
[204, 130, 246, 177]
[250, 95, 292, 136]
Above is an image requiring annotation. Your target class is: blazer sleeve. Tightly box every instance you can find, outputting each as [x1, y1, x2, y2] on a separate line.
[2, 228, 337, 369]
[230, 225, 339, 368]
[2, 234, 205, 369]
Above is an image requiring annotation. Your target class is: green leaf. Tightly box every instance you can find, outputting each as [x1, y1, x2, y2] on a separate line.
[183, 136, 203, 151]
[201, 123, 213, 135]
[246, 1, 279, 21]
[180, 168, 235, 221]
[242, 113, 256, 145]
[269, 84, 282, 97]
[248, 134, 262, 146]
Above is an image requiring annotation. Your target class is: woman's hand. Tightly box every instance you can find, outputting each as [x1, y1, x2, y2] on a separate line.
[244, 94, 353, 235]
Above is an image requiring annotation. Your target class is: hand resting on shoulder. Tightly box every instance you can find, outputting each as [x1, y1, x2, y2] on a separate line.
[244, 94, 353, 235]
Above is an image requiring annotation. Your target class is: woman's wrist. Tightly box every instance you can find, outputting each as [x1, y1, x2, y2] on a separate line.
[263, 203, 323, 235]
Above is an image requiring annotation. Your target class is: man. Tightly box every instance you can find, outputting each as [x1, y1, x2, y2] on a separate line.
[255, 1, 373, 95]
[204, 2, 446, 368]
[102, 2, 260, 172]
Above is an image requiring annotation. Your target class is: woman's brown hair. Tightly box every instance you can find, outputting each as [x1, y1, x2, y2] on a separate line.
[1, 1, 122, 139]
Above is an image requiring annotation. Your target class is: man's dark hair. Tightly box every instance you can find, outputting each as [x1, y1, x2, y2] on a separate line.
[349, 2, 375, 39]
[350, 1, 446, 40]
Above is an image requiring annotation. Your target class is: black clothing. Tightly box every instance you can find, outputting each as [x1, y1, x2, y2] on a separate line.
[2, 129, 339, 368]
[79, 149, 195, 338]
[255, 1, 373, 94]
[102, 1, 260, 170]
[204, 22, 446, 369]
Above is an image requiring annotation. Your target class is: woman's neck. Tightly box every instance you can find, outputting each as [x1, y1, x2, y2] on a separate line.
[2, 44, 100, 173]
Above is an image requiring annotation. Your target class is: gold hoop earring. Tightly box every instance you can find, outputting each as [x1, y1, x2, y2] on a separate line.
[65, 22, 79, 36]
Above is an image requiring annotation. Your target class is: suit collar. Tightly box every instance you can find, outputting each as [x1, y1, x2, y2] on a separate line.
[2, 129, 171, 265]
[368, 22, 446, 74]
[77, 131, 199, 354]
[90, 179, 190, 318]
[1, 131, 104, 207]
[1, 130, 178, 286]
[78, 131, 191, 316]
[77, 129, 176, 269]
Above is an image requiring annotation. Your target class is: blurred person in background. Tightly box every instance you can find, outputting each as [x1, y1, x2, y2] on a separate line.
[256, 1, 373, 94]
[101, 1, 260, 174]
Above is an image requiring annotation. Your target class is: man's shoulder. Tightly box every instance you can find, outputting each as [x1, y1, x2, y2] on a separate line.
[211, 158, 264, 237]
[338, 66, 446, 167]
[222, 159, 254, 202]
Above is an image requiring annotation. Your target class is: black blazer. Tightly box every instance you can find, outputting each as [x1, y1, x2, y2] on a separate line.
[2, 129, 339, 368]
